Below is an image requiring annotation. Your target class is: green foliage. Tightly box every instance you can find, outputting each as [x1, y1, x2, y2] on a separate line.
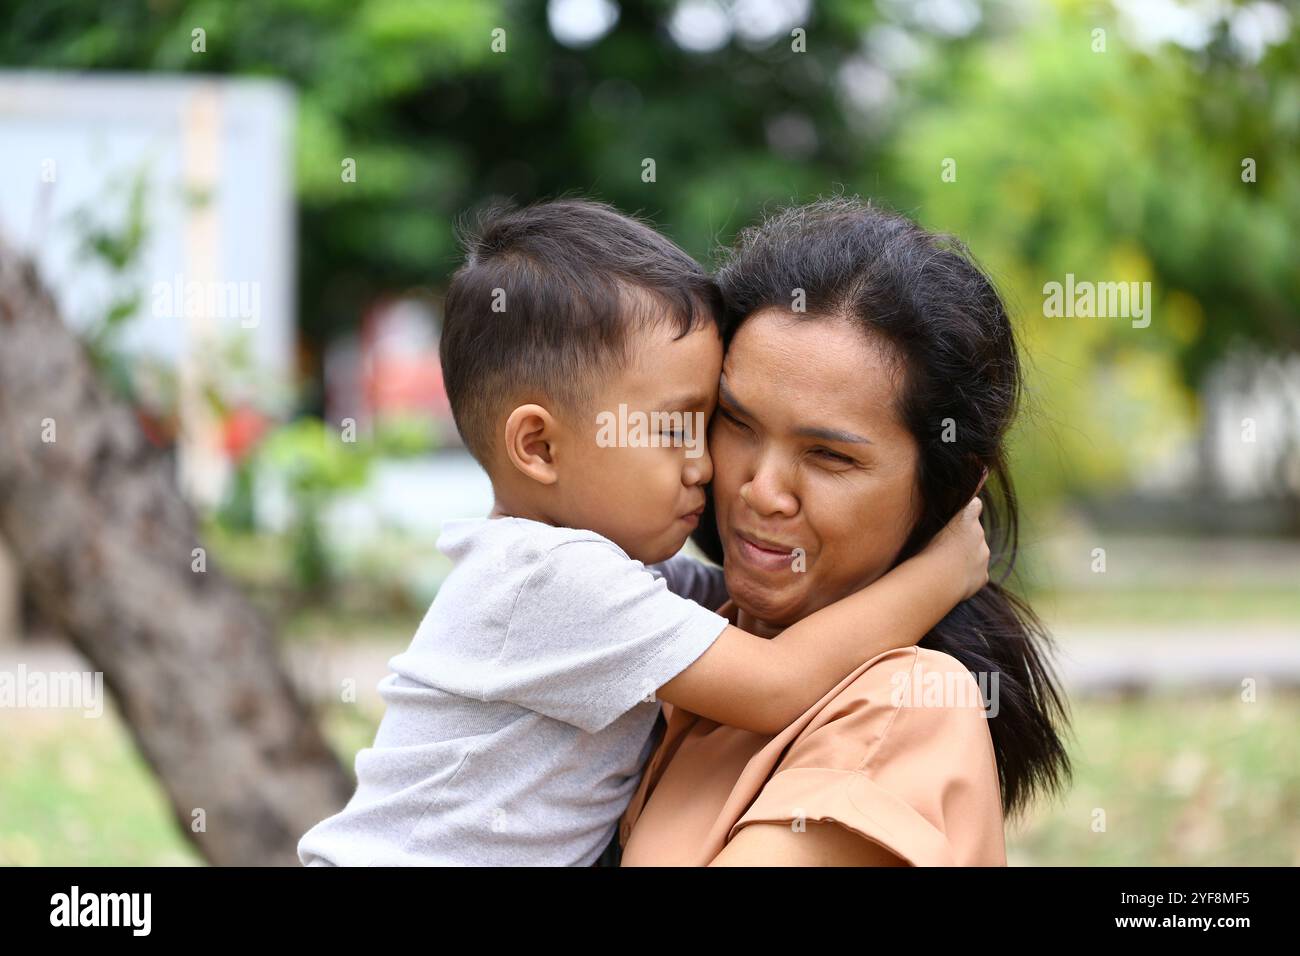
[259, 416, 372, 498]
[882, 6, 1298, 510]
[258, 417, 373, 591]
[76, 166, 148, 272]
[71, 164, 151, 385]
[371, 413, 441, 458]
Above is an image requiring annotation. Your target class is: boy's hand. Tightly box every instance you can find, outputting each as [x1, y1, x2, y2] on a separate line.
[920, 487, 990, 602]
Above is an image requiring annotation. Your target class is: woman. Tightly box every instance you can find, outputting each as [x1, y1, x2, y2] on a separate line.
[616, 198, 1072, 865]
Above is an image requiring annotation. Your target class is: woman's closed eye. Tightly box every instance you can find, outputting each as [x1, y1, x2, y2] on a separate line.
[720, 406, 854, 466]
[718, 407, 750, 432]
[810, 446, 857, 467]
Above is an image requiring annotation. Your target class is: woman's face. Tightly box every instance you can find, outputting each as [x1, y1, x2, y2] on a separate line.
[710, 307, 923, 631]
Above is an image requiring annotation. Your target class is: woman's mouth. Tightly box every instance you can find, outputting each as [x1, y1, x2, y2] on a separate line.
[732, 530, 799, 573]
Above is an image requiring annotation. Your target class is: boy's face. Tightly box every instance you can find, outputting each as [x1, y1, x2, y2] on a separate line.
[557, 322, 723, 565]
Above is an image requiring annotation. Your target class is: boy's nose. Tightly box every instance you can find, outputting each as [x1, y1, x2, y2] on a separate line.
[683, 454, 712, 487]
[681, 412, 713, 484]
[683, 444, 713, 486]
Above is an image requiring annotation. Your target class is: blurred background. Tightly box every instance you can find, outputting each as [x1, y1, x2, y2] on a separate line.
[0, 0, 1296, 865]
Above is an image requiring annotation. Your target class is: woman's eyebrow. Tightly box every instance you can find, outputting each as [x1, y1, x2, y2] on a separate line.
[719, 378, 872, 444]
[796, 424, 873, 445]
[718, 378, 753, 416]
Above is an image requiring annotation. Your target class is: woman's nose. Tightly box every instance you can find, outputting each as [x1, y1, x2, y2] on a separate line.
[739, 454, 798, 517]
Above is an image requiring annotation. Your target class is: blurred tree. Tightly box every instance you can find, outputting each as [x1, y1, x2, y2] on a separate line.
[0, 242, 351, 865]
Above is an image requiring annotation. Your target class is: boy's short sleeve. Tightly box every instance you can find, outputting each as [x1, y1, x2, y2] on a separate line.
[488, 539, 730, 733]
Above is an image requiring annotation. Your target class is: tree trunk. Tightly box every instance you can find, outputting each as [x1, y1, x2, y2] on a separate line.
[0, 246, 352, 865]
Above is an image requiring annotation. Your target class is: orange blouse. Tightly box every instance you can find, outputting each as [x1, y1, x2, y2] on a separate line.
[619, 628, 1007, 866]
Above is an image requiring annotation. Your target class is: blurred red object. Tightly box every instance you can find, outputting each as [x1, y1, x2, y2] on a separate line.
[360, 296, 451, 419]
[221, 405, 270, 461]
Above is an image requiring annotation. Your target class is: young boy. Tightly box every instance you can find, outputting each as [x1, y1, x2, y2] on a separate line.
[297, 200, 988, 866]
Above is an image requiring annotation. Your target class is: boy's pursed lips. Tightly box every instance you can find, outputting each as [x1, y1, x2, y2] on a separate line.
[678, 501, 706, 526]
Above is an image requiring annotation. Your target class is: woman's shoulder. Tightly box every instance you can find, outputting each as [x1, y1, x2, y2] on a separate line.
[831, 645, 982, 706]
[731, 647, 1006, 865]
[790, 645, 994, 767]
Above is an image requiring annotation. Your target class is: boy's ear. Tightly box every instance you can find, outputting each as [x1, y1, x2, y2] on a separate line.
[502, 403, 560, 485]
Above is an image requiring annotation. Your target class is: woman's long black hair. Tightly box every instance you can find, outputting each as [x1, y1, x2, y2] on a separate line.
[693, 197, 1072, 820]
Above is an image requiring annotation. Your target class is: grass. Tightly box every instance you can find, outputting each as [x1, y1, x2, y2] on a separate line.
[1008, 691, 1300, 865]
[1, 690, 1296, 866]
[0, 709, 200, 866]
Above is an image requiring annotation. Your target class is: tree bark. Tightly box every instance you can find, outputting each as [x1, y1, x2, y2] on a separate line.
[0, 245, 352, 865]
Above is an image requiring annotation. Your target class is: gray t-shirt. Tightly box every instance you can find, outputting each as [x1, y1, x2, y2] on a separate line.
[297, 516, 729, 866]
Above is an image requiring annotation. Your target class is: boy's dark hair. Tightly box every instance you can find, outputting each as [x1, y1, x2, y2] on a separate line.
[440, 199, 722, 465]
